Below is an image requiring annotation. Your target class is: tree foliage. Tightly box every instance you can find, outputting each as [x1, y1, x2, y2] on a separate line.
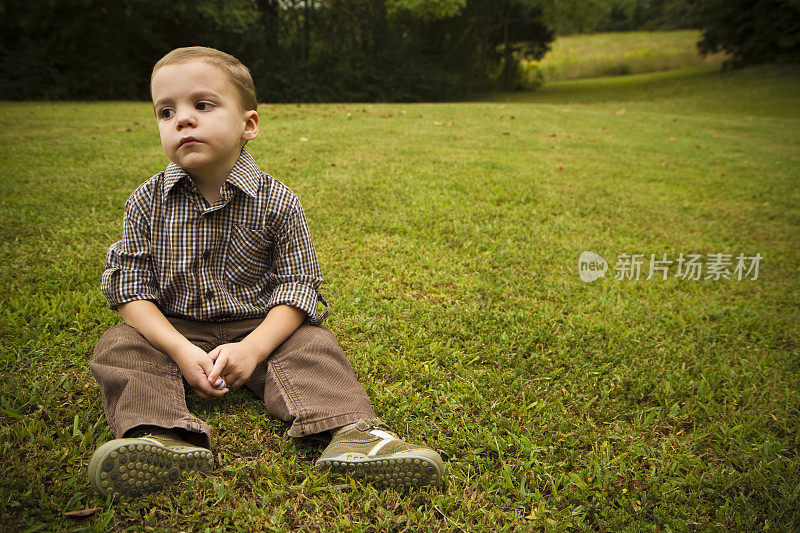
[540, 0, 700, 35]
[386, 0, 466, 19]
[0, 0, 555, 101]
[0, 0, 267, 99]
[695, 0, 800, 67]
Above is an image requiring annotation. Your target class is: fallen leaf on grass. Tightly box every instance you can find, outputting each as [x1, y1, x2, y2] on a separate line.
[667, 137, 676, 141]
[433, 121, 443, 126]
[64, 507, 101, 519]
[628, 480, 649, 493]
[616, 109, 626, 115]
[545, 133, 556, 138]
[660, 161, 668, 166]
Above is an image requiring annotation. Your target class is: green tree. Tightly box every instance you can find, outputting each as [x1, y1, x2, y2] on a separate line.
[0, 0, 266, 100]
[0, 0, 555, 101]
[539, 0, 617, 34]
[696, 0, 800, 66]
[487, 0, 554, 89]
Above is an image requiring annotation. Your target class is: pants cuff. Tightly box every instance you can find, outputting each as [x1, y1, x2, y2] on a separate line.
[116, 416, 212, 449]
[286, 412, 380, 438]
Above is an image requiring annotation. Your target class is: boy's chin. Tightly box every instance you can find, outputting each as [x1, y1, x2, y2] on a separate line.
[171, 155, 206, 172]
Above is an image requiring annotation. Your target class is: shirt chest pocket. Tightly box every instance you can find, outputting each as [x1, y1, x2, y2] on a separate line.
[224, 224, 273, 287]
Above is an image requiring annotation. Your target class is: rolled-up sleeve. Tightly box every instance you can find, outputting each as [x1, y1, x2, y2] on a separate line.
[100, 196, 159, 309]
[265, 201, 327, 324]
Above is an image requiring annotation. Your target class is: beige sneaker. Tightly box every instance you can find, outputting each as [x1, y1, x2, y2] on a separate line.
[88, 430, 213, 498]
[314, 419, 444, 488]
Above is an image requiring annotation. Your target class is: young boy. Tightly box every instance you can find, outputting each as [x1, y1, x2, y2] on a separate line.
[88, 46, 443, 498]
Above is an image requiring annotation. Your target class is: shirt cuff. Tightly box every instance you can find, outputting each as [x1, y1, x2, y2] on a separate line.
[101, 267, 160, 310]
[266, 282, 328, 325]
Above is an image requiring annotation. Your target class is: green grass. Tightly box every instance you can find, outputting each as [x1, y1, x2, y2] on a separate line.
[530, 30, 727, 82]
[2, 64, 799, 531]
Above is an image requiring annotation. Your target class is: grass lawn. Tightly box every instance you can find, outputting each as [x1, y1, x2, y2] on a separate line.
[532, 30, 727, 82]
[1, 64, 799, 531]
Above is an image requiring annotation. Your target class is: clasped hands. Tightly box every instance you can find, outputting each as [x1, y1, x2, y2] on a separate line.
[176, 342, 260, 399]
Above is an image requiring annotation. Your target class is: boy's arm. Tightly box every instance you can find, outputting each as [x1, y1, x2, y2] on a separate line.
[118, 300, 227, 399]
[263, 199, 327, 324]
[206, 304, 305, 389]
[205, 192, 321, 388]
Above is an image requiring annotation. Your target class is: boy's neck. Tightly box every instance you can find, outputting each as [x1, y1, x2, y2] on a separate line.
[193, 177, 225, 205]
[185, 149, 242, 205]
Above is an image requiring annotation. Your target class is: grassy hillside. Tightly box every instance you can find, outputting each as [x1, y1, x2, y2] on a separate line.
[1, 65, 798, 530]
[529, 30, 727, 82]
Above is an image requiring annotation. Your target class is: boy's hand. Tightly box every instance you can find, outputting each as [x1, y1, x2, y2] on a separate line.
[175, 345, 229, 399]
[207, 342, 260, 390]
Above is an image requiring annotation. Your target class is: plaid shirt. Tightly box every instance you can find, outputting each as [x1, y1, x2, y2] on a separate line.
[101, 148, 328, 324]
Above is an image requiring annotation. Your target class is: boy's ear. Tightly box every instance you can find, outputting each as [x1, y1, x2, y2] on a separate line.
[242, 110, 259, 141]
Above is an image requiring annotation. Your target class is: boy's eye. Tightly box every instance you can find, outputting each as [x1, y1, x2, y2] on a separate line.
[159, 108, 174, 119]
[196, 101, 213, 111]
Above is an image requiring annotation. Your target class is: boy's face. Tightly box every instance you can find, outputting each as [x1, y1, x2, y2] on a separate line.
[151, 60, 258, 180]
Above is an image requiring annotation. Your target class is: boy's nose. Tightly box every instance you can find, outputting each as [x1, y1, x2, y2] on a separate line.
[176, 111, 196, 129]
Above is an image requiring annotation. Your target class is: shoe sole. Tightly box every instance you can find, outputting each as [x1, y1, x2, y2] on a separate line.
[315, 451, 443, 488]
[88, 438, 213, 498]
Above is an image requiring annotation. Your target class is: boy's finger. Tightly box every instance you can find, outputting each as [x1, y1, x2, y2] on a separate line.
[192, 386, 209, 399]
[207, 353, 228, 382]
[193, 377, 227, 398]
[198, 357, 214, 377]
[208, 346, 221, 361]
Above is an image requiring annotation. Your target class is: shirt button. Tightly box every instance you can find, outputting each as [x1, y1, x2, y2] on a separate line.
[202, 250, 211, 260]
[205, 289, 214, 300]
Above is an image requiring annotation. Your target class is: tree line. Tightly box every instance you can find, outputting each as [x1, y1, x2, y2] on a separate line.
[1, 0, 797, 102]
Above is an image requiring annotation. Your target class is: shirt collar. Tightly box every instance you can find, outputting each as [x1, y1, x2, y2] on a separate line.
[161, 147, 262, 203]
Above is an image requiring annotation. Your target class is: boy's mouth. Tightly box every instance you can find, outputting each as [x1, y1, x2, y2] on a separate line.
[179, 136, 200, 147]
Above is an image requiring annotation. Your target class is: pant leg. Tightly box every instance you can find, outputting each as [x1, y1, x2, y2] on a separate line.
[90, 319, 216, 448]
[231, 321, 378, 438]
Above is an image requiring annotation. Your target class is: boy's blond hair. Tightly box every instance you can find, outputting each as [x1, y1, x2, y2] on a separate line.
[151, 47, 257, 111]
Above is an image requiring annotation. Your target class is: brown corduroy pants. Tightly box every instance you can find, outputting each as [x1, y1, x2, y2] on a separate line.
[90, 317, 377, 449]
